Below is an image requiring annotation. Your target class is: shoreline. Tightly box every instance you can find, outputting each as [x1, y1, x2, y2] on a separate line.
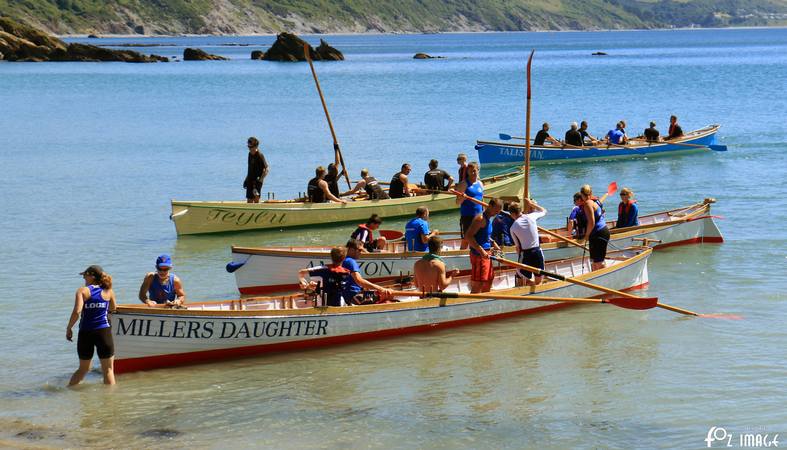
[56, 24, 787, 39]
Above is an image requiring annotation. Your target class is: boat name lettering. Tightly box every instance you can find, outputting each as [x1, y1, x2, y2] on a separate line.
[307, 260, 394, 277]
[116, 318, 328, 339]
[498, 147, 543, 160]
[206, 208, 287, 226]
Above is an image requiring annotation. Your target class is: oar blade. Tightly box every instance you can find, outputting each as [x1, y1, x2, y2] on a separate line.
[709, 144, 728, 152]
[499, 133, 513, 140]
[698, 313, 743, 320]
[607, 181, 618, 197]
[606, 296, 658, 310]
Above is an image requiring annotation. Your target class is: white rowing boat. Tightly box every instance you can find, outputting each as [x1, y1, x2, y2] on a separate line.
[230, 200, 720, 295]
[111, 247, 651, 373]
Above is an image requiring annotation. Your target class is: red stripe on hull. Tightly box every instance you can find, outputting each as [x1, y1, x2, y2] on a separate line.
[653, 236, 723, 250]
[116, 282, 651, 374]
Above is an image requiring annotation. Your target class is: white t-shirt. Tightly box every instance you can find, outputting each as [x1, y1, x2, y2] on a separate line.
[510, 210, 547, 250]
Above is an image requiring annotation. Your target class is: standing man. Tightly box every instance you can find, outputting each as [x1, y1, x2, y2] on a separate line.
[465, 198, 502, 293]
[405, 206, 438, 252]
[138, 254, 186, 307]
[423, 159, 454, 191]
[389, 163, 413, 198]
[455, 161, 484, 250]
[564, 122, 584, 147]
[244, 137, 269, 203]
[534, 122, 561, 146]
[667, 115, 684, 140]
[414, 236, 459, 292]
[509, 199, 547, 286]
[351, 214, 387, 252]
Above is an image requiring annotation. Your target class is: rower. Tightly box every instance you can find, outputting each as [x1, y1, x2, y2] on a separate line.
[323, 150, 343, 198]
[405, 206, 438, 252]
[564, 122, 584, 147]
[465, 197, 502, 293]
[298, 247, 351, 307]
[307, 166, 346, 204]
[389, 163, 413, 198]
[615, 187, 639, 228]
[534, 122, 560, 146]
[343, 169, 389, 200]
[643, 121, 661, 142]
[667, 115, 684, 140]
[350, 214, 387, 252]
[423, 159, 453, 191]
[342, 239, 393, 305]
[413, 236, 459, 292]
[509, 200, 547, 286]
[456, 153, 469, 184]
[567, 192, 587, 238]
[138, 254, 186, 307]
[491, 201, 514, 247]
[579, 120, 598, 145]
[605, 121, 628, 145]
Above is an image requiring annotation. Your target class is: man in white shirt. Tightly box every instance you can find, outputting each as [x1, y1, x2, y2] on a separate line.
[509, 199, 547, 286]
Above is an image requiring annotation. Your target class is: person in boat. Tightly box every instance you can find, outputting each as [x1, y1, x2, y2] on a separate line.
[351, 214, 387, 252]
[566, 192, 587, 238]
[342, 239, 394, 304]
[456, 153, 469, 184]
[243, 137, 269, 204]
[534, 122, 561, 146]
[414, 236, 460, 292]
[465, 197, 503, 293]
[455, 161, 484, 250]
[564, 122, 584, 147]
[138, 254, 186, 307]
[307, 166, 347, 204]
[423, 159, 454, 191]
[298, 247, 350, 307]
[405, 206, 438, 252]
[389, 163, 413, 199]
[605, 121, 628, 145]
[579, 120, 598, 145]
[491, 201, 514, 247]
[643, 121, 661, 142]
[343, 168, 389, 200]
[322, 149, 344, 199]
[615, 187, 640, 228]
[510, 199, 547, 286]
[667, 115, 684, 140]
[579, 184, 610, 271]
[66, 265, 117, 386]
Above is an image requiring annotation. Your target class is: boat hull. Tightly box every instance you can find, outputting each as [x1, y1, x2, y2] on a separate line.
[231, 201, 721, 295]
[112, 248, 651, 373]
[476, 125, 720, 168]
[171, 171, 524, 235]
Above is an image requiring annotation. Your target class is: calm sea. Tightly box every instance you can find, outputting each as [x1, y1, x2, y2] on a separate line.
[1, 29, 785, 448]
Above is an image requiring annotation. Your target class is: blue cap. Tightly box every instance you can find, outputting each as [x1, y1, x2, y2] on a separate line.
[156, 254, 173, 269]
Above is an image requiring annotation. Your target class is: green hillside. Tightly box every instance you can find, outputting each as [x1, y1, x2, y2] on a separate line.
[1, 0, 786, 35]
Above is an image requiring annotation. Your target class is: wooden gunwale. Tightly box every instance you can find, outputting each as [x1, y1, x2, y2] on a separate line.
[116, 248, 651, 318]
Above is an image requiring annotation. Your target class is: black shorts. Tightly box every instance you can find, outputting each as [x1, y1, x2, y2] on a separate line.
[364, 240, 379, 252]
[589, 226, 611, 263]
[517, 247, 545, 279]
[245, 180, 263, 199]
[460, 215, 475, 238]
[77, 327, 114, 360]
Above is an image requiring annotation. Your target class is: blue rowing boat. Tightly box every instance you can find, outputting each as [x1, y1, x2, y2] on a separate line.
[475, 124, 724, 168]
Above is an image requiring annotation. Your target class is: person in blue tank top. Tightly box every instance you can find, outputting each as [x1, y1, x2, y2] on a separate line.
[341, 239, 393, 305]
[405, 206, 438, 252]
[605, 121, 628, 145]
[580, 184, 611, 271]
[455, 161, 484, 250]
[66, 265, 117, 386]
[138, 254, 187, 307]
[465, 198, 502, 293]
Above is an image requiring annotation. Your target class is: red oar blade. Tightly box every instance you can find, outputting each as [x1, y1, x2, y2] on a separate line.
[605, 296, 658, 310]
[607, 181, 618, 197]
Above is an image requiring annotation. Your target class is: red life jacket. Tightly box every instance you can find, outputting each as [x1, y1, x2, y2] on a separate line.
[352, 223, 375, 245]
[618, 200, 637, 217]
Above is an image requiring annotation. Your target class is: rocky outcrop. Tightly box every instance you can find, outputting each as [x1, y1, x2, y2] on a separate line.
[592, 51, 608, 56]
[413, 52, 445, 59]
[262, 32, 343, 62]
[183, 47, 227, 61]
[0, 17, 167, 62]
[315, 39, 344, 61]
[250, 50, 264, 60]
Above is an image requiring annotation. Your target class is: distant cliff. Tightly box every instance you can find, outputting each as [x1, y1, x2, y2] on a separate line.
[1, 0, 786, 35]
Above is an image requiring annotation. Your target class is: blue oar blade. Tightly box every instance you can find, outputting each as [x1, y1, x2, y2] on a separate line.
[226, 261, 245, 273]
[709, 144, 728, 152]
[498, 133, 513, 140]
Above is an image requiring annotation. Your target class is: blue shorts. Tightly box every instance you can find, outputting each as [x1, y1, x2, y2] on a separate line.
[517, 247, 544, 280]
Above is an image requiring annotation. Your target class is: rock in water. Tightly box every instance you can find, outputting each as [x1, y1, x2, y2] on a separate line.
[183, 48, 228, 61]
[262, 32, 312, 62]
[0, 17, 167, 62]
[592, 51, 608, 56]
[315, 39, 344, 61]
[250, 50, 265, 60]
[413, 53, 445, 59]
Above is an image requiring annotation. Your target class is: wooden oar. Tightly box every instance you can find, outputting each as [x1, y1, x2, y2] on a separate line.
[630, 138, 727, 152]
[489, 255, 704, 317]
[523, 49, 534, 198]
[304, 43, 352, 189]
[388, 290, 657, 310]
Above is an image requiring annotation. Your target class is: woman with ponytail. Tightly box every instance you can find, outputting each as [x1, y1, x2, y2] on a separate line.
[66, 265, 117, 385]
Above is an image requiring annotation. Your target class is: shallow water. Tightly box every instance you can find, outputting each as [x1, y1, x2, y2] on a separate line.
[1, 29, 786, 448]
